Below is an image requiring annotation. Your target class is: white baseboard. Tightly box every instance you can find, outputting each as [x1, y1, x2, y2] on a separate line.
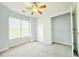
[0, 48, 9, 53]
[53, 41, 72, 46]
[37, 40, 52, 45]
[0, 39, 35, 53]
[10, 40, 30, 48]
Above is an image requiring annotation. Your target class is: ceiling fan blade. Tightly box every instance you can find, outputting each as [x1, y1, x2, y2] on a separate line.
[31, 12, 36, 15]
[34, 2, 36, 4]
[31, 12, 34, 15]
[30, 2, 46, 15]
[39, 5, 46, 9]
[38, 10, 42, 14]
[32, 2, 37, 5]
[26, 8, 32, 9]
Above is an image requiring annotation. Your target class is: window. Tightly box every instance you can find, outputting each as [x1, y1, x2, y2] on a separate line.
[21, 20, 30, 37]
[9, 17, 30, 40]
[9, 17, 20, 39]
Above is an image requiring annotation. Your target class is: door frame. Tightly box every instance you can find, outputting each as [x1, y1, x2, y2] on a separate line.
[50, 11, 73, 55]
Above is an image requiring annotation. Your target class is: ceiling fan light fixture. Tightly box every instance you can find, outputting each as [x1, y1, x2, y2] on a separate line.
[32, 8, 38, 12]
[24, 2, 46, 15]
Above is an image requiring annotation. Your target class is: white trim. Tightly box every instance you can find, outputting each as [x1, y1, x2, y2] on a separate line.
[50, 10, 71, 18]
[53, 41, 72, 46]
[70, 6, 74, 56]
[9, 40, 30, 47]
[0, 48, 9, 52]
[51, 11, 72, 46]
[37, 40, 52, 45]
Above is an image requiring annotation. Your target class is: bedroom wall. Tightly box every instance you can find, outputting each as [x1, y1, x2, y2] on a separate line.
[0, 4, 9, 51]
[37, 19, 44, 42]
[37, 15, 52, 44]
[30, 17, 37, 41]
[37, 4, 72, 44]
[0, 4, 36, 51]
[8, 8, 31, 47]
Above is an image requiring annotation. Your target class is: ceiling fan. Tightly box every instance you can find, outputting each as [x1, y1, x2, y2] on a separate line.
[23, 2, 46, 15]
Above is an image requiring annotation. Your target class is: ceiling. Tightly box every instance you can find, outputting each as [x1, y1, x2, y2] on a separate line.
[1, 2, 73, 17]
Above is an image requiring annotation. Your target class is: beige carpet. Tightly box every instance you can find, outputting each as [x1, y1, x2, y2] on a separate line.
[0, 41, 72, 57]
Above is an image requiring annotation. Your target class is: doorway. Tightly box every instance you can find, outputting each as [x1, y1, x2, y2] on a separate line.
[51, 13, 72, 46]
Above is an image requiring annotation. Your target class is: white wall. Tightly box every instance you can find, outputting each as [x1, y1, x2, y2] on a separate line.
[37, 3, 72, 44]
[37, 15, 52, 44]
[0, 5, 9, 51]
[0, 3, 73, 52]
[37, 18, 44, 42]
[30, 17, 37, 41]
[0, 4, 37, 51]
[8, 9, 31, 47]
[8, 9, 37, 47]
[51, 13, 72, 45]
